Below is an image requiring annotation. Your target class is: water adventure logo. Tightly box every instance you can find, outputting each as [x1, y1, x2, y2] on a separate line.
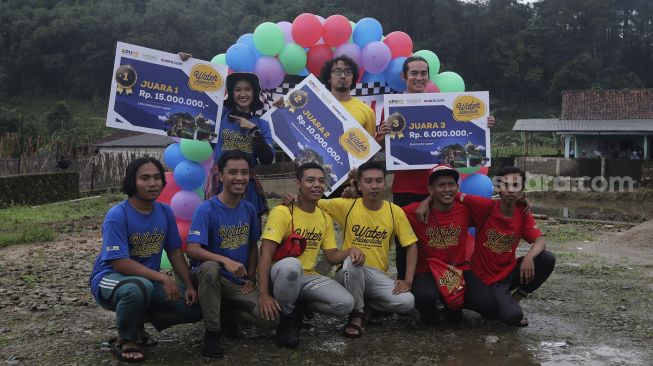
[339, 128, 370, 159]
[188, 64, 223, 92]
[452, 95, 486, 122]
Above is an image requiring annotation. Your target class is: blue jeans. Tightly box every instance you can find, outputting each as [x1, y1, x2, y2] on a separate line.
[96, 272, 202, 341]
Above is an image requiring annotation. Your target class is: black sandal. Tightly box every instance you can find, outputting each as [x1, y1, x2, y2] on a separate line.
[517, 317, 529, 327]
[344, 311, 365, 338]
[111, 339, 146, 363]
[136, 330, 158, 346]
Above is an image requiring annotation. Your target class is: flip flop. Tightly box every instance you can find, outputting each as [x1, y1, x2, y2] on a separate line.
[111, 339, 146, 363]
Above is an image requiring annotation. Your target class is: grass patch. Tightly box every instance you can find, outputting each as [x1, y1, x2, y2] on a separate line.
[540, 222, 596, 242]
[0, 194, 124, 247]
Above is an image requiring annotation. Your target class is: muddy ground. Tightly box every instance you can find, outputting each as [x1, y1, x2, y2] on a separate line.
[1, 216, 652, 365]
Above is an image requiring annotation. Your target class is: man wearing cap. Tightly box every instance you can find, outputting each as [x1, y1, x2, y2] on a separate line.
[401, 164, 475, 324]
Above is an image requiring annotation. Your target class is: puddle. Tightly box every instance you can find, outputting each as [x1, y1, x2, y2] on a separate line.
[537, 344, 644, 366]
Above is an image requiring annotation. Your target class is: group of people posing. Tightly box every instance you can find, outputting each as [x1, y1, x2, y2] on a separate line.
[89, 55, 555, 362]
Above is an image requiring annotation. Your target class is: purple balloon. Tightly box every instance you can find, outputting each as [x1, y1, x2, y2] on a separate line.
[362, 41, 391, 74]
[254, 56, 285, 89]
[316, 15, 325, 45]
[334, 43, 362, 69]
[277, 21, 294, 43]
[173, 160, 206, 190]
[170, 190, 203, 221]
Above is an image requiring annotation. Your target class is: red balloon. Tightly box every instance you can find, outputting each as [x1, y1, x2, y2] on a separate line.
[307, 44, 333, 76]
[357, 67, 365, 83]
[177, 220, 191, 251]
[383, 31, 413, 58]
[323, 15, 351, 47]
[157, 172, 181, 205]
[425, 80, 440, 93]
[292, 13, 322, 48]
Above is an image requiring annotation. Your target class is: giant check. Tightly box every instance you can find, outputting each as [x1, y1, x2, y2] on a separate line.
[106, 42, 227, 142]
[384, 92, 490, 170]
[263, 74, 381, 196]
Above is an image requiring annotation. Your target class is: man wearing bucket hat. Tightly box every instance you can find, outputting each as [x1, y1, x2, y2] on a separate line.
[206, 72, 274, 216]
[402, 164, 476, 324]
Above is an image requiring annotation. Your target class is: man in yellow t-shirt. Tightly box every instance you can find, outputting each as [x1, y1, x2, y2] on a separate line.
[319, 55, 376, 138]
[258, 163, 361, 347]
[317, 161, 418, 338]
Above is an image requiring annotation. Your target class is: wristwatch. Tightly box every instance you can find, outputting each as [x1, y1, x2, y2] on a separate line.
[249, 127, 262, 138]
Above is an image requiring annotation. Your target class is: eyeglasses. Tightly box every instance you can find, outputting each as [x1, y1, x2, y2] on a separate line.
[331, 68, 353, 76]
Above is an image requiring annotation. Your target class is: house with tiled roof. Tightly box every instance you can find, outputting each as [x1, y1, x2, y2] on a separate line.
[514, 89, 653, 159]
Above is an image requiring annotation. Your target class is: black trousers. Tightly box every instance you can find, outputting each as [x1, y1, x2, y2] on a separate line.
[393, 192, 430, 280]
[463, 250, 556, 325]
[412, 272, 444, 314]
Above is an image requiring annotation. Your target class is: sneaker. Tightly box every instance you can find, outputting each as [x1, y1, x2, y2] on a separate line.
[201, 330, 224, 358]
[275, 313, 299, 348]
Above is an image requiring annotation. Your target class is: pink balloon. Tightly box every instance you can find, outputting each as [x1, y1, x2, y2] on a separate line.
[200, 156, 214, 176]
[383, 31, 413, 58]
[277, 21, 294, 43]
[362, 41, 391, 74]
[307, 44, 333, 76]
[157, 172, 181, 205]
[254, 56, 285, 89]
[334, 43, 362, 68]
[170, 190, 202, 221]
[323, 15, 351, 47]
[292, 13, 322, 48]
[425, 80, 440, 93]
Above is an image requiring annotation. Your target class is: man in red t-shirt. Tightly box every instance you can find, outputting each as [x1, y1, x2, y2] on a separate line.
[460, 166, 555, 326]
[402, 164, 472, 324]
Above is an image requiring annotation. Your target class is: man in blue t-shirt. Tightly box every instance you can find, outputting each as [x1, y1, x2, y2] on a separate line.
[186, 151, 275, 358]
[89, 157, 201, 363]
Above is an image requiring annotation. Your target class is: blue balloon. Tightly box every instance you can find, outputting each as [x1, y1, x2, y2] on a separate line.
[460, 174, 494, 198]
[226, 43, 256, 72]
[353, 17, 383, 48]
[237, 33, 262, 59]
[361, 71, 385, 84]
[384, 57, 406, 92]
[163, 143, 184, 170]
[297, 67, 309, 76]
[468, 227, 476, 236]
[173, 160, 206, 191]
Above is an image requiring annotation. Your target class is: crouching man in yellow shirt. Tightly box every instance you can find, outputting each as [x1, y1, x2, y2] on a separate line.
[258, 163, 360, 348]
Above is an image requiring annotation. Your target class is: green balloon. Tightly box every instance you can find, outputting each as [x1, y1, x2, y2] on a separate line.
[160, 250, 172, 271]
[278, 43, 307, 75]
[413, 50, 441, 80]
[180, 138, 213, 162]
[194, 186, 205, 198]
[253, 22, 285, 56]
[433, 71, 465, 92]
[211, 53, 226, 65]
